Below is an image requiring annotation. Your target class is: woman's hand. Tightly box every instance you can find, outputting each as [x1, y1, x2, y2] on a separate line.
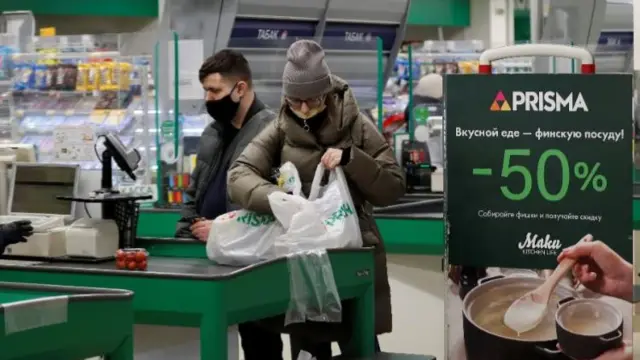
[321, 148, 343, 169]
[594, 341, 632, 360]
[557, 237, 633, 302]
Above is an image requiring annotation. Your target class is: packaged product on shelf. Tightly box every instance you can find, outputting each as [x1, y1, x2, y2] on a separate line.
[13, 62, 34, 91]
[458, 61, 478, 74]
[60, 64, 78, 91]
[113, 62, 132, 91]
[45, 64, 58, 90]
[88, 63, 100, 91]
[75, 63, 90, 91]
[0, 46, 16, 80]
[34, 64, 48, 90]
[95, 91, 118, 110]
[99, 62, 115, 91]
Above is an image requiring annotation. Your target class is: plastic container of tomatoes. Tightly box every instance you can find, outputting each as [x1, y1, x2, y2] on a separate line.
[115, 248, 148, 271]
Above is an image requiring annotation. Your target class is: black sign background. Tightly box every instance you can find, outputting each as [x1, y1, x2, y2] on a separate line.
[445, 74, 632, 269]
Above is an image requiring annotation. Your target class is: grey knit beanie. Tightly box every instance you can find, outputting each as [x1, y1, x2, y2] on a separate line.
[282, 40, 332, 99]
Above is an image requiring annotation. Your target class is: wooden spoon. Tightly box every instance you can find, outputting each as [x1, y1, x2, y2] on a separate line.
[503, 234, 591, 334]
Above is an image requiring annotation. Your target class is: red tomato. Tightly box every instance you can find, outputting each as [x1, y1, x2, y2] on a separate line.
[127, 261, 137, 270]
[135, 251, 147, 262]
[116, 259, 126, 269]
[138, 260, 148, 271]
[115, 250, 125, 260]
[126, 252, 136, 262]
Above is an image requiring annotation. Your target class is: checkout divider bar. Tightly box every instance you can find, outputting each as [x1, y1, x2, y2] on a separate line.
[373, 199, 443, 212]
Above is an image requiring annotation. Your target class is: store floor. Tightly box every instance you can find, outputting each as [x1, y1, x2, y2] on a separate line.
[123, 255, 446, 360]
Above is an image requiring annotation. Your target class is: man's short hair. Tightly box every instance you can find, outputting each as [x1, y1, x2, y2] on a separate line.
[199, 49, 252, 87]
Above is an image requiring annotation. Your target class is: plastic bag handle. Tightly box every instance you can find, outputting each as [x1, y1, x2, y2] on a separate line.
[478, 44, 595, 74]
[308, 164, 349, 201]
[309, 164, 326, 200]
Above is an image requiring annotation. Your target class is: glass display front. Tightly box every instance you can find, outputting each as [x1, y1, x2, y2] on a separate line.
[0, 33, 157, 201]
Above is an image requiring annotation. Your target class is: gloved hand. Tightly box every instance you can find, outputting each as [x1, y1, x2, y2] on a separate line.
[0, 220, 33, 249]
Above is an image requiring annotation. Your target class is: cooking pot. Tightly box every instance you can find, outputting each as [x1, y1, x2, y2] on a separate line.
[462, 275, 577, 360]
[555, 298, 624, 359]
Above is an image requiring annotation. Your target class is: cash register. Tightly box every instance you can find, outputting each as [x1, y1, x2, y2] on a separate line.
[57, 132, 149, 256]
[2, 163, 79, 257]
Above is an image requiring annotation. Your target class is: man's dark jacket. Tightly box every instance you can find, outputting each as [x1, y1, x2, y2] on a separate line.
[175, 107, 275, 238]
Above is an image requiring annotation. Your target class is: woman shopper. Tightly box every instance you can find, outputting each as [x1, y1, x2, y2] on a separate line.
[227, 39, 405, 359]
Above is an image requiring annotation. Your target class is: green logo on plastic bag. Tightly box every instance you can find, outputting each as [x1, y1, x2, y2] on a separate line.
[237, 212, 276, 227]
[324, 203, 355, 226]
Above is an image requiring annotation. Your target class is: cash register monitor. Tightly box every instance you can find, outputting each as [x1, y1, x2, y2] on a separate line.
[8, 163, 78, 217]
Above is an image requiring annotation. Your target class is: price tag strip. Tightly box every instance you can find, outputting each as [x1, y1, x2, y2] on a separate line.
[443, 44, 633, 360]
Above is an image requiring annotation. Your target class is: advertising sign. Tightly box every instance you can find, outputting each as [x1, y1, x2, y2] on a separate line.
[444, 74, 633, 360]
[321, 22, 396, 51]
[227, 19, 315, 49]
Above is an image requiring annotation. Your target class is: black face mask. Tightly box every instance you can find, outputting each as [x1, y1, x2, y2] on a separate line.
[206, 84, 240, 125]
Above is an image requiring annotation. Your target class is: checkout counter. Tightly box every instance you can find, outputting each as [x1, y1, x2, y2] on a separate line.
[0, 281, 134, 360]
[0, 134, 390, 359]
[0, 248, 377, 360]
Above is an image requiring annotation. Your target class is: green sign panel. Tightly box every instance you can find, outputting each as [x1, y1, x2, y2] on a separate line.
[412, 105, 430, 125]
[445, 74, 632, 268]
[161, 120, 175, 142]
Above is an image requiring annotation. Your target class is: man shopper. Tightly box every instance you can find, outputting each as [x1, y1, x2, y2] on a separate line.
[175, 49, 275, 240]
[174, 50, 284, 360]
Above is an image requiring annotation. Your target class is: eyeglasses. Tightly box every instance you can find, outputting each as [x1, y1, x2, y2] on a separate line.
[285, 96, 325, 109]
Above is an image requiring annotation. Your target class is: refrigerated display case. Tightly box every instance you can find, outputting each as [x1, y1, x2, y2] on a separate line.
[9, 53, 153, 173]
[0, 33, 158, 214]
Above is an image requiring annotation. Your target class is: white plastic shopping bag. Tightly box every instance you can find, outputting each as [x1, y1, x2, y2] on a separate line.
[274, 164, 362, 254]
[307, 164, 362, 249]
[276, 161, 302, 195]
[206, 210, 284, 265]
[269, 162, 306, 229]
[268, 191, 309, 230]
[206, 162, 302, 265]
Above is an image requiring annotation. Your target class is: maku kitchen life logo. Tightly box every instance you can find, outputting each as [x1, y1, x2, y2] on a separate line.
[490, 90, 588, 112]
[518, 232, 563, 256]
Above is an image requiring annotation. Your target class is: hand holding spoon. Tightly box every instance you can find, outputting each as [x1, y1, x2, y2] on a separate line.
[503, 234, 592, 335]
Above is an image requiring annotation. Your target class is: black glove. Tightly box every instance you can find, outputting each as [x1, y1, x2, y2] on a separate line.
[0, 220, 33, 247]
